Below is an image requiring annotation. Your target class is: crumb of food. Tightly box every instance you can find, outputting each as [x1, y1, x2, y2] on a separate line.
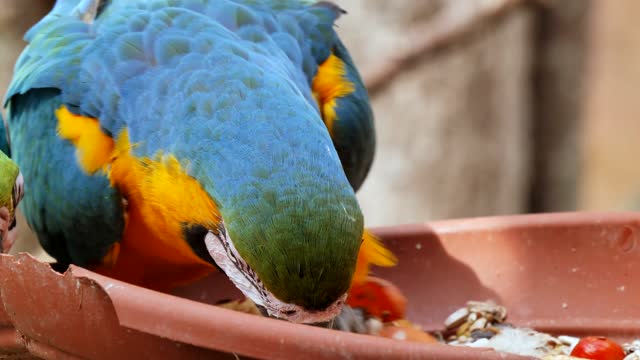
[378, 322, 439, 344]
[216, 298, 261, 316]
[346, 276, 407, 322]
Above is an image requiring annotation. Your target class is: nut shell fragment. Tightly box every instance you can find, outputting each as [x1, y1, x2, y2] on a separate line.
[444, 307, 470, 329]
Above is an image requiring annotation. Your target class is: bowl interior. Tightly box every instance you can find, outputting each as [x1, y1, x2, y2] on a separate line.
[172, 212, 640, 341]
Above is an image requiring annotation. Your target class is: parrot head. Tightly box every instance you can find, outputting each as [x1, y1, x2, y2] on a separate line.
[91, 47, 366, 324]
[203, 189, 363, 324]
[169, 73, 364, 323]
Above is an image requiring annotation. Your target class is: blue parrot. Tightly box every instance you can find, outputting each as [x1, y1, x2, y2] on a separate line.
[4, 0, 395, 324]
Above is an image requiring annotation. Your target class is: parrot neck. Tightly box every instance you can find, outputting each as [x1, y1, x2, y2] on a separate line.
[56, 106, 222, 238]
[108, 129, 221, 234]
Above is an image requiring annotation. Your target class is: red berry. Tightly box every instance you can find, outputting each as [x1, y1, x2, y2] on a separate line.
[570, 336, 626, 360]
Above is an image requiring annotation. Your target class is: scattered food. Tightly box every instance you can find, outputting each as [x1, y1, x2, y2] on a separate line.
[216, 298, 261, 316]
[624, 341, 640, 360]
[218, 288, 638, 360]
[442, 300, 578, 358]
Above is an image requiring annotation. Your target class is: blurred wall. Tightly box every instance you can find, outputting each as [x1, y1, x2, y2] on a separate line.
[580, 1, 640, 211]
[337, 0, 534, 226]
[337, 0, 593, 225]
[529, 1, 590, 212]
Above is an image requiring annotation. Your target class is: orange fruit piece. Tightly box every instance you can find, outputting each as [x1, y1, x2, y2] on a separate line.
[378, 324, 439, 344]
[347, 276, 407, 322]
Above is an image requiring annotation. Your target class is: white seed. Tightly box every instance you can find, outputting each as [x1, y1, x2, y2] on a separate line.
[365, 318, 383, 335]
[470, 317, 488, 331]
[444, 307, 469, 329]
[557, 335, 580, 351]
[468, 312, 478, 322]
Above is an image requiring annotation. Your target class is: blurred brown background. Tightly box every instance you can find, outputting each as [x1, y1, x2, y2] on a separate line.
[0, 0, 637, 257]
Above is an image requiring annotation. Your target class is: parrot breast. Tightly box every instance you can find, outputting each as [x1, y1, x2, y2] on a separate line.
[56, 105, 220, 290]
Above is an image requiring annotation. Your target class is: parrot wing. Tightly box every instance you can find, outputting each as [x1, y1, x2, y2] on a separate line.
[0, 113, 10, 157]
[311, 36, 375, 192]
[4, 0, 125, 266]
[7, 89, 124, 268]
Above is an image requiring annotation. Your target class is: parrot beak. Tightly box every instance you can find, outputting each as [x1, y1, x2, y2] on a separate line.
[255, 303, 335, 328]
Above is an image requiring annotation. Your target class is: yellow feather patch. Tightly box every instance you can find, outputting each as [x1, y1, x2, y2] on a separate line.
[101, 129, 220, 288]
[109, 130, 221, 250]
[312, 53, 355, 136]
[54, 105, 221, 236]
[55, 106, 220, 287]
[352, 229, 398, 286]
[56, 106, 114, 174]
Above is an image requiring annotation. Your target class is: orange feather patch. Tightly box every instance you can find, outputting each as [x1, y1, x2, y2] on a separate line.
[312, 52, 355, 136]
[56, 106, 114, 174]
[352, 230, 398, 286]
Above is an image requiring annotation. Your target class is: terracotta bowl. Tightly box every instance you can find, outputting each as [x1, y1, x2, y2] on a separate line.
[1, 212, 640, 359]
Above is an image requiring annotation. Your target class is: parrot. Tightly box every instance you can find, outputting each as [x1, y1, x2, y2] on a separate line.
[0, 113, 24, 253]
[4, 0, 396, 325]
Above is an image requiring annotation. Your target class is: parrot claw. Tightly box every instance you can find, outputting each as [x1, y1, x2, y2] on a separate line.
[0, 207, 15, 254]
[13, 172, 24, 209]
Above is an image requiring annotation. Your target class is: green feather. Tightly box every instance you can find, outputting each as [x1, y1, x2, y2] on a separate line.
[0, 151, 19, 217]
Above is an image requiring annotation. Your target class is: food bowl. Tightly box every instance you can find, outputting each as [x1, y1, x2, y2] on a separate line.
[1, 212, 639, 359]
